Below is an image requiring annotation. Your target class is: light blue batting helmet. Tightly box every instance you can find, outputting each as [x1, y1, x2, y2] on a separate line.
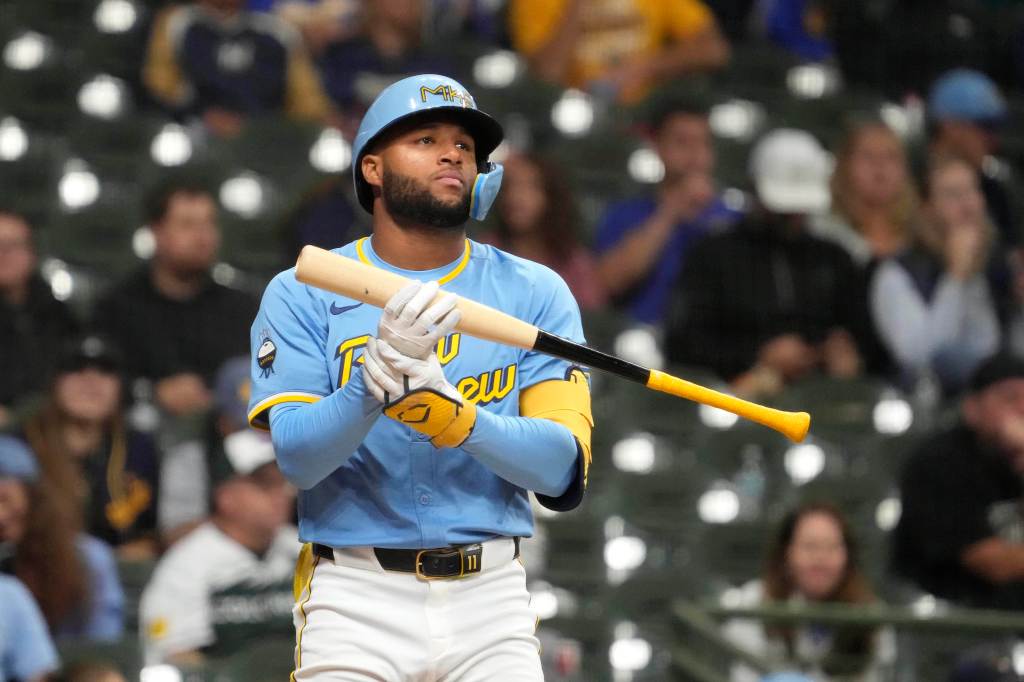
[352, 74, 504, 221]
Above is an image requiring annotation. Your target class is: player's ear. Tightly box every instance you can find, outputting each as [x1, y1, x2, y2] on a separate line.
[362, 153, 383, 189]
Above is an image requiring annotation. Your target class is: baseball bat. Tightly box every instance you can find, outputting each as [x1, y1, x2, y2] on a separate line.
[295, 246, 810, 442]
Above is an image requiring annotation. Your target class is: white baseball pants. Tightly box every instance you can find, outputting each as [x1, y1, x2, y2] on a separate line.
[291, 538, 542, 681]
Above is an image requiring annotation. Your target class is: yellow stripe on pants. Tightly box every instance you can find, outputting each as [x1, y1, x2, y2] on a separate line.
[291, 543, 321, 682]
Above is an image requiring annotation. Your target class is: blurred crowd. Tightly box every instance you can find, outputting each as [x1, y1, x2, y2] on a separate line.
[5, 0, 1024, 681]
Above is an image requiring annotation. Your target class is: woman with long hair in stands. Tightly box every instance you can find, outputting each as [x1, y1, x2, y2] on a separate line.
[481, 151, 607, 310]
[811, 119, 918, 267]
[869, 154, 1000, 395]
[0, 435, 123, 641]
[23, 335, 162, 560]
[721, 502, 895, 681]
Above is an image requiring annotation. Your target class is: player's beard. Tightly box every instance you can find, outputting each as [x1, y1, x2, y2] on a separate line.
[382, 169, 471, 230]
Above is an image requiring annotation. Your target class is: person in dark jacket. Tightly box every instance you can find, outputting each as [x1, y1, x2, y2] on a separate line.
[0, 211, 79, 425]
[93, 178, 258, 417]
[893, 354, 1024, 610]
[666, 129, 872, 397]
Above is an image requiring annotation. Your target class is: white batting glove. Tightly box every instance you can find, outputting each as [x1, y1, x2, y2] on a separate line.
[361, 337, 461, 405]
[378, 280, 461, 360]
[362, 338, 475, 448]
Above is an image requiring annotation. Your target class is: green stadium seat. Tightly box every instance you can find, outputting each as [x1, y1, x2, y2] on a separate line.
[57, 636, 143, 682]
[207, 636, 297, 682]
[698, 519, 772, 587]
[66, 115, 165, 182]
[45, 196, 141, 275]
[776, 376, 907, 447]
[117, 557, 156, 632]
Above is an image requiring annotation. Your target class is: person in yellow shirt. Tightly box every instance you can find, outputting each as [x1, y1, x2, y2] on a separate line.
[509, 0, 729, 103]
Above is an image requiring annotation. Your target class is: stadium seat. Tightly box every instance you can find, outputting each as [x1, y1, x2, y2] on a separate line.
[57, 636, 142, 681]
[66, 115, 166, 182]
[117, 557, 156, 632]
[45, 194, 142, 276]
[697, 519, 773, 587]
[208, 636, 298, 682]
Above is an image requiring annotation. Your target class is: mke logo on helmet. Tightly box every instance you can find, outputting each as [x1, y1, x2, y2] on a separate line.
[419, 84, 473, 108]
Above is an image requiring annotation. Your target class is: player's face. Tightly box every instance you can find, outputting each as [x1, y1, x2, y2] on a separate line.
[786, 511, 848, 601]
[0, 477, 29, 543]
[368, 120, 476, 229]
[655, 113, 714, 179]
[153, 192, 220, 275]
[497, 156, 546, 234]
[929, 161, 987, 231]
[0, 214, 35, 292]
[847, 127, 908, 208]
[54, 367, 122, 423]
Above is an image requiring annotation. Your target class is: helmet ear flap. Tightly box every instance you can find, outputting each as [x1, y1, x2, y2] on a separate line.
[469, 163, 503, 221]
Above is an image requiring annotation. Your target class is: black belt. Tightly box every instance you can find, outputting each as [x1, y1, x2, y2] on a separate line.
[312, 538, 520, 579]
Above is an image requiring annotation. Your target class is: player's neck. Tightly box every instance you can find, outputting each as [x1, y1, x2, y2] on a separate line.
[370, 219, 466, 271]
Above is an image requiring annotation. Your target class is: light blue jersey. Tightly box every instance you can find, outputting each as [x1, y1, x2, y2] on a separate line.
[248, 237, 586, 549]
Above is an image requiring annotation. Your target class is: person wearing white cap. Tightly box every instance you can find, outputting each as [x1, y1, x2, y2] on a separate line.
[665, 128, 872, 397]
[139, 430, 298, 666]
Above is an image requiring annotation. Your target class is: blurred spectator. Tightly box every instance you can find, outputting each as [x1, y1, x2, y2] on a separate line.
[279, 177, 364, 263]
[159, 355, 259, 544]
[254, 0, 362, 55]
[893, 354, 1024, 610]
[481, 152, 606, 310]
[756, 0, 833, 62]
[93, 178, 258, 418]
[595, 96, 741, 324]
[0, 211, 79, 427]
[0, 435, 124, 641]
[22, 336, 161, 560]
[53, 661, 129, 682]
[509, 0, 730, 104]
[318, 0, 458, 134]
[140, 431, 297, 665]
[810, 120, 917, 267]
[870, 156, 1000, 395]
[423, 0, 509, 46]
[0, 574, 59, 682]
[722, 502, 895, 682]
[928, 69, 1018, 248]
[143, 0, 331, 137]
[665, 129, 871, 397]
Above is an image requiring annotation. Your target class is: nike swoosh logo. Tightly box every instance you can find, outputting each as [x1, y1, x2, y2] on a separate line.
[330, 302, 363, 315]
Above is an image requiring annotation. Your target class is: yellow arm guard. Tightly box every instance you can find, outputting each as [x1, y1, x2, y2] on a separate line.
[384, 388, 477, 449]
[520, 368, 594, 488]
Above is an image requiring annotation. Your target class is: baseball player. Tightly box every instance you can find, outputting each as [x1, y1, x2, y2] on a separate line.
[247, 74, 594, 681]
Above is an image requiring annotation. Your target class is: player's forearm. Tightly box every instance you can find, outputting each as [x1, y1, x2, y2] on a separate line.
[269, 371, 381, 490]
[461, 409, 577, 497]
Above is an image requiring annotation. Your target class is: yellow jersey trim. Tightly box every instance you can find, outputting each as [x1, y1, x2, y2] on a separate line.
[354, 237, 471, 285]
[247, 392, 323, 430]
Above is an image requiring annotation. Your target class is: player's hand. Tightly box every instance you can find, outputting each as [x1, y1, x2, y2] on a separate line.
[361, 338, 476, 448]
[379, 280, 461, 360]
